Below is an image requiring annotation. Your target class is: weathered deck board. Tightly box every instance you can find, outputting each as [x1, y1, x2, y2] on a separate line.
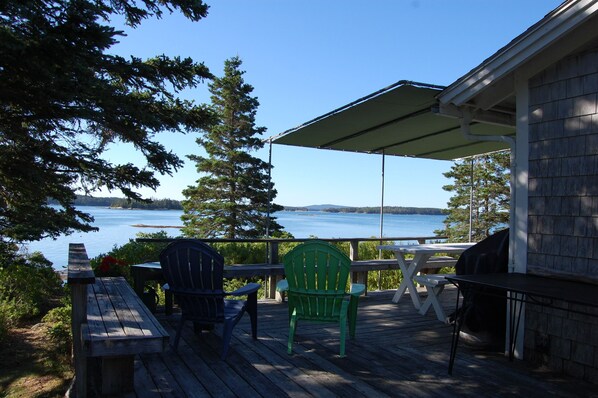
[131, 287, 597, 397]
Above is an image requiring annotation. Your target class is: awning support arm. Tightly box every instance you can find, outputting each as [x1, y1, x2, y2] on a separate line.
[460, 109, 516, 148]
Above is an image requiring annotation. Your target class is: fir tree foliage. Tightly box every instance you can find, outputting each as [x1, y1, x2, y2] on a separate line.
[436, 150, 510, 242]
[181, 57, 284, 238]
[0, 0, 213, 242]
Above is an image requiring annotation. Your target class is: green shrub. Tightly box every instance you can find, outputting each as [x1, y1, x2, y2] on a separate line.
[277, 241, 301, 259]
[0, 298, 18, 340]
[43, 304, 72, 356]
[213, 241, 268, 264]
[105, 231, 170, 264]
[0, 244, 63, 342]
[223, 277, 265, 299]
[0, 259, 63, 321]
[207, 242, 272, 299]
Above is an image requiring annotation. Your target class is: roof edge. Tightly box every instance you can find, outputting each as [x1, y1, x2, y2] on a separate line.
[438, 0, 598, 106]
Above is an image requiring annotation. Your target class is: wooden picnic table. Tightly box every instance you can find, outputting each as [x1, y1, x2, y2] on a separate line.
[377, 243, 474, 312]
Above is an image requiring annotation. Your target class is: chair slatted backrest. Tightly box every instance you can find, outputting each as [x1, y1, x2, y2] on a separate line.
[284, 241, 351, 321]
[160, 240, 226, 322]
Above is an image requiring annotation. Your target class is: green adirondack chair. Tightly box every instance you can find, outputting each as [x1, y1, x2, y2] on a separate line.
[278, 240, 365, 357]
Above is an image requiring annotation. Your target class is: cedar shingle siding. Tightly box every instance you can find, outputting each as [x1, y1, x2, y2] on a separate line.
[527, 43, 598, 383]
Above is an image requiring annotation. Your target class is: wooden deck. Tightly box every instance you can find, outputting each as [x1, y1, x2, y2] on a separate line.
[127, 288, 597, 397]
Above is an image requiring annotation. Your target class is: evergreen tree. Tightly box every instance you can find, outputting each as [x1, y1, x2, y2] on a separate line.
[0, 0, 213, 242]
[181, 57, 284, 238]
[436, 150, 510, 242]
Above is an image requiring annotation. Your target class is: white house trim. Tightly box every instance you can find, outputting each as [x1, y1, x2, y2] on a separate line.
[439, 0, 598, 108]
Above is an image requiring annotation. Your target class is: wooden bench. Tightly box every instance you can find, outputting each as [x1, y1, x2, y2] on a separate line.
[68, 243, 169, 396]
[413, 273, 455, 323]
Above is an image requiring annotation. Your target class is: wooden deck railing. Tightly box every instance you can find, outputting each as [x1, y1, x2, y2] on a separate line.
[136, 236, 447, 263]
[136, 236, 449, 298]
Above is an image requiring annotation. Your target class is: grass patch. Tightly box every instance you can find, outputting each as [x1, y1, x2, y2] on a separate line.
[0, 320, 73, 398]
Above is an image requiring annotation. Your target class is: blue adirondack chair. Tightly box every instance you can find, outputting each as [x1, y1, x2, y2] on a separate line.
[277, 240, 365, 357]
[159, 240, 259, 359]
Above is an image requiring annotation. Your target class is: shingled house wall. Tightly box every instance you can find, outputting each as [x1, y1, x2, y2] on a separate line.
[526, 42, 598, 383]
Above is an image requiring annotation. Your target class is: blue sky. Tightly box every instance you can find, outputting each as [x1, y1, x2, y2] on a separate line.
[104, 0, 562, 208]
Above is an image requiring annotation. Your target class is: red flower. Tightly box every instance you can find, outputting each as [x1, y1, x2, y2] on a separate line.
[101, 256, 118, 267]
[97, 256, 128, 275]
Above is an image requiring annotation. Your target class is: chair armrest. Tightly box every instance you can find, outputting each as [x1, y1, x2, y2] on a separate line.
[228, 282, 261, 297]
[350, 283, 366, 297]
[276, 279, 289, 293]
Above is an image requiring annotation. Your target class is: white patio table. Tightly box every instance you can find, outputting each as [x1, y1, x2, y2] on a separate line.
[377, 243, 475, 310]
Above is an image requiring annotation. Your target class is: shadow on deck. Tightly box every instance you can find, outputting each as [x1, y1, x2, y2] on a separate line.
[131, 288, 597, 397]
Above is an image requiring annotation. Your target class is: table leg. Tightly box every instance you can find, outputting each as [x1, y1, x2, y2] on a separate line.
[448, 285, 463, 375]
[508, 292, 525, 361]
[419, 284, 447, 323]
[165, 290, 173, 316]
[391, 253, 414, 303]
[392, 253, 432, 309]
[131, 267, 146, 297]
[449, 283, 526, 374]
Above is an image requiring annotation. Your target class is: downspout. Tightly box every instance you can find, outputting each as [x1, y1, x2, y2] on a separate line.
[469, 157, 474, 243]
[460, 109, 517, 273]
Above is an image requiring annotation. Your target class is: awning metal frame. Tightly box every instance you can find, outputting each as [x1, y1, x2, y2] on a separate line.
[271, 80, 516, 161]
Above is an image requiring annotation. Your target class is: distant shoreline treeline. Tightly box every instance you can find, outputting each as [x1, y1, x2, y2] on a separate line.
[327, 206, 444, 215]
[284, 206, 444, 215]
[51, 195, 184, 210]
[54, 196, 444, 215]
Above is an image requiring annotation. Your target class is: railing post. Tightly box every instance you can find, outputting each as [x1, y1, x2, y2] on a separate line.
[268, 241, 279, 264]
[71, 283, 87, 397]
[349, 240, 367, 291]
[268, 241, 283, 300]
[349, 240, 359, 261]
[68, 243, 95, 398]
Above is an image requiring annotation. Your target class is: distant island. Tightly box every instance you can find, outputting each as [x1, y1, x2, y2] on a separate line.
[285, 205, 444, 215]
[52, 196, 444, 215]
[49, 195, 184, 210]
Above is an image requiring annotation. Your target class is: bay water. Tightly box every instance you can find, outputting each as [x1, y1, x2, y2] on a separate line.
[24, 206, 446, 270]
